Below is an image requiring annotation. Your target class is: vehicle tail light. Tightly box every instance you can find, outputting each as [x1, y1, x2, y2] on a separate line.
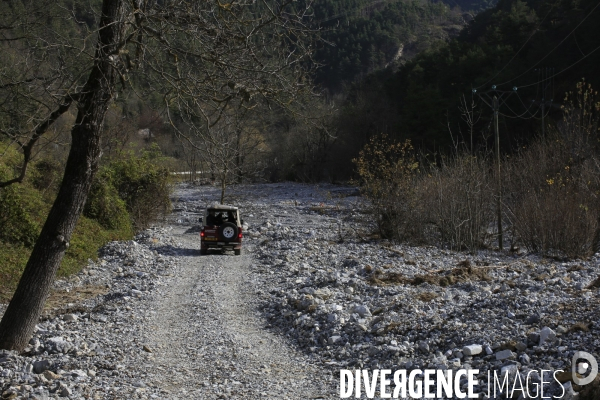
[238, 228, 243, 238]
[200, 230, 205, 238]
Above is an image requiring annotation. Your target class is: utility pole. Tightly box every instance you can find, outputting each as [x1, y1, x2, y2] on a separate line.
[473, 86, 516, 250]
[542, 98, 545, 137]
[541, 67, 546, 139]
[536, 67, 554, 137]
[493, 95, 502, 250]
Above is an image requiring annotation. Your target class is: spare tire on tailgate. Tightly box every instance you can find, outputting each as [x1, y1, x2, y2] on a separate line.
[218, 222, 238, 242]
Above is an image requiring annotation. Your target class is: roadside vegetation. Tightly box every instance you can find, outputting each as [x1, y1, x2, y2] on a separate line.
[354, 80, 600, 259]
[0, 143, 172, 302]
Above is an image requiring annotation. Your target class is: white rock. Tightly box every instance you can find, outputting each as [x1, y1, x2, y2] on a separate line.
[70, 369, 88, 378]
[62, 314, 78, 322]
[495, 350, 515, 360]
[539, 327, 556, 346]
[462, 345, 482, 356]
[556, 326, 569, 334]
[449, 359, 461, 367]
[353, 305, 371, 317]
[500, 364, 518, 375]
[314, 288, 332, 300]
[328, 336, 342, 344]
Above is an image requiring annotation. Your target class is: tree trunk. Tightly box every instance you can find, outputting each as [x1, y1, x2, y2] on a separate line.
[236, 128, 243, 183]
[0, 0, 126, 351]
[220, 165, 227, 204]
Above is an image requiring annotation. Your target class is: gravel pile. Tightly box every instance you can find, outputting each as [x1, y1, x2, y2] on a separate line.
[1, 227, 184, 399]
[1, 182, 600, 399]
[235, 185, 600, 399]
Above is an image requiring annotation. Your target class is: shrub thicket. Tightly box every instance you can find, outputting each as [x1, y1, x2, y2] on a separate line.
[353, 135, 420, 241]
[31, 159, 62, 193]
[355, 81, 600, 258]
[97, 145, 172, 231]
[0, 176, 42, 248]
[84, 176, 132, 232]
[354, 143, 495, 252]
[0, 143, 172, 301]
[505, 141, 600, 257]
[421, 154, 495, 251]
[504, 81, 600, 258]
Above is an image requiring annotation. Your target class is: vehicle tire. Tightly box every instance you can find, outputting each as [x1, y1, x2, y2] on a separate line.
[200, 248, 208, 255]
[218, 222, 238, 242]
[234, 249, 242, 256]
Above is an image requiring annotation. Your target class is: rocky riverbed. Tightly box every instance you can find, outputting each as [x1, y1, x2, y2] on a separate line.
[1, 182, 600, 399]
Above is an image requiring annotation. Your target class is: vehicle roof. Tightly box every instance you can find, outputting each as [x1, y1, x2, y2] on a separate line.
[207, 203, 238, 211]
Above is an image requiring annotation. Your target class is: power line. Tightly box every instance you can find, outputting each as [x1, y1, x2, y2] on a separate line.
[500, 96, 541, 119]
[478, 68, 555, 121]
[495, 1, 600, 88]
[474, 4, 557, 90]
[516, 44, 600, 89]
[504, 69, 553, 119]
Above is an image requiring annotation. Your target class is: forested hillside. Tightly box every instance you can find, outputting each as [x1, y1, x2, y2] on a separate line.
[308, 0, 499, 92]
[323, 0, 600, 179]
[309, 0, 465, 92]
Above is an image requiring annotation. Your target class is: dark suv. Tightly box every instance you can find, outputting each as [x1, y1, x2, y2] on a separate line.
[199, 204, 243, 255]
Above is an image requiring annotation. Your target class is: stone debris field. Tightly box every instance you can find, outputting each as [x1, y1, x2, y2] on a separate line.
[1, 182, 600, 399]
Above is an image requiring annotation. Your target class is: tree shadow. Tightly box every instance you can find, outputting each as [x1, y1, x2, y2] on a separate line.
[151, 245, 201, 257]
[184, 226, 202, 234]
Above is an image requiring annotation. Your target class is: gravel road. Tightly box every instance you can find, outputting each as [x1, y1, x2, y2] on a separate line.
[0, 182, 346, 399]
[144, 228, 334, 399]
[2, 182, 600, 399]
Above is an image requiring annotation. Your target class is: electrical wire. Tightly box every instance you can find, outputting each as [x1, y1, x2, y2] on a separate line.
[514, 90, 540, 118]
[500, 97, 541, 119]
[474, 3, 556, 90]
[517, 43, 600, 89]
[495, 0, 600, 88]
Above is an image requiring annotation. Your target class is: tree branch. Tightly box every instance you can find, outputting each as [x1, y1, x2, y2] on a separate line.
[0, 95, 77, 188]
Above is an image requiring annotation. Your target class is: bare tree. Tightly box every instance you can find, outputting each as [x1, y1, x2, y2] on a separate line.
[190, 105, 267, 203]
[0, 0, 315, 350]
[263, 98, 336, 182]
[458, 93, 481, 154]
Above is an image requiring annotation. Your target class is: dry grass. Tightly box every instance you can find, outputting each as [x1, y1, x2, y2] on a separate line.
[368, 260, 491, 287]
[41, 284, 110, 319]
[505, 132, 600, 258]
[498, 341, 517, 351]
[368, 271, 407, 285]
[418, 154, 495, 251]
[568, 321, 591, 333]
[587, 276, 600, 289]
[417, 292, 438, 302]
[353, 82, 600, 259]
[309, 205, 327, 215]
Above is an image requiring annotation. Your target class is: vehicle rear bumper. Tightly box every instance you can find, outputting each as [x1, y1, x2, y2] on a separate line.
[201, 240, 242, 250]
